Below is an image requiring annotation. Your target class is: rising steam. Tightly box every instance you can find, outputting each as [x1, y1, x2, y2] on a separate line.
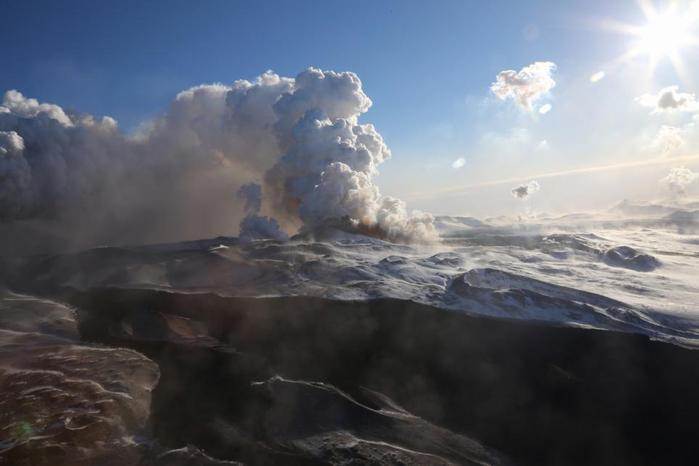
[0, 68, 435, 253]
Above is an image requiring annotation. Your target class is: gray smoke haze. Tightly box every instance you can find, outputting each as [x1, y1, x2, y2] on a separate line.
[237, 182, 263, 214]
[0, 68, 435, 254]
[236, 182, 288, 243]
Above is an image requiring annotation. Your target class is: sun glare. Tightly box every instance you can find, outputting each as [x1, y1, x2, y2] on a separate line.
[609, 1, 699, 77]
[634, 8, 695, 64]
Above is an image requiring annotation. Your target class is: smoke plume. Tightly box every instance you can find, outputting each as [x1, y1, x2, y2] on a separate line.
[0, 67, 435, 253]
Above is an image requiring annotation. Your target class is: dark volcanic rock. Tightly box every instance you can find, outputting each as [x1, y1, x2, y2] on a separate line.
[64, 288, 699, 466]
[251, 376, 506, 465]
[603, 246, 661, 272]
[5, 283, 699, 465]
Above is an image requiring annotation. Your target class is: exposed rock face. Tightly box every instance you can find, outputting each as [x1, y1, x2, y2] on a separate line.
[603, 245, 661, 272]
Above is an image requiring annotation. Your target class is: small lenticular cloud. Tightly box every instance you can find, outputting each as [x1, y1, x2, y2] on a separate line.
[452, 157, 466, 169]
[538, 103, 552, 114]
[511, 180, 540, 200]
[590, 71, 606, 83]
[491, 61, 556, 111]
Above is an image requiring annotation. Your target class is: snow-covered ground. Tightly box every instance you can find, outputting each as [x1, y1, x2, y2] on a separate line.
[9, 200, 699, 347]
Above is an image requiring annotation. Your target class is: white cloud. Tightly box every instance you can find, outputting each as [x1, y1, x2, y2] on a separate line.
[650, 125, 686, 156]
[511, 180, 540, 199]
[660, 167, 698, 196]
[451, 157, 466, 169]
[491, 61, 556, 111]
[637, 86, 698, 113]
[538, 103, 552, 114]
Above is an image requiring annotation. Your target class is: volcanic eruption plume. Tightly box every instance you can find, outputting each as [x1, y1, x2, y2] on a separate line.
[0, 68, 435, 253]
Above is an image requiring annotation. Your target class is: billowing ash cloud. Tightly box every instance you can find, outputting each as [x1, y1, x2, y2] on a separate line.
[236, 182, 288, 243]
[0, 130, 32, 218]
[491, 62, 556, 111]
[660, 167, 698, 196]
[0, 67, 435, 253]
[511, 180, 540, 200]
[637, 86, 698, 113]
[263, 68, 435, 242]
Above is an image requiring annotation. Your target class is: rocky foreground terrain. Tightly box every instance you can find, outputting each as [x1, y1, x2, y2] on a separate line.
[3, 285, 699, 465]
[3, 206, 699, 465]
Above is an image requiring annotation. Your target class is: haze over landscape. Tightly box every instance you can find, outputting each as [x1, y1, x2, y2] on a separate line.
[2, 1, 699, 465]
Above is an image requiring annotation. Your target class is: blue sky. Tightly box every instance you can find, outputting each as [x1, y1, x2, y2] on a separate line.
[2, 0, 698, 216]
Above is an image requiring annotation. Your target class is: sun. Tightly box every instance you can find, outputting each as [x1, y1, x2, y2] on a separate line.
[636, 10, 693, 59]
[607, 1, 699, 76]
